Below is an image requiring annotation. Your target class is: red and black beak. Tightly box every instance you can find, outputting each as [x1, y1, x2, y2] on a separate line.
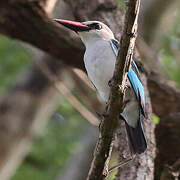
[54, 19, 91, 32]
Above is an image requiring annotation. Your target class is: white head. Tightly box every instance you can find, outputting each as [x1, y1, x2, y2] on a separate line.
[54, 19, 115, 46]
[78, 21, 114, 45]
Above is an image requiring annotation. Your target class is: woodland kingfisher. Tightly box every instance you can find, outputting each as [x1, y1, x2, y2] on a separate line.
[54, 19, 147, 154]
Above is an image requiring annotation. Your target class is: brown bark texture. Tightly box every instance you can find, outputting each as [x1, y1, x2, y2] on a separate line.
[155, 113, 180, 180]
[115, 73, 155, 180]
[0, 0, 179, 179]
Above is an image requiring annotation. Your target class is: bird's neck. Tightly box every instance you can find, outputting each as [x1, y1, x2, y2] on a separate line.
[81, 37, 107, 50]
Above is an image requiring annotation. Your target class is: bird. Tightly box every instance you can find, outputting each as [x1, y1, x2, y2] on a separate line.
[54, 19, 147, 154]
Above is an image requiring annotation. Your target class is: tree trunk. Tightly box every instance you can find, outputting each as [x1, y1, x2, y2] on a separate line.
[155, 113, 180, 179]
[115, 73, 155, 180]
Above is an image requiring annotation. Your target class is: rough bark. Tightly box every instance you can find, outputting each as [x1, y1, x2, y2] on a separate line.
[115, 73, 155, 180]
[0, 0, 84, 69]
[159, 158, 180, 180]
[155, 113, 180, 180]
[148, 73, 180, 118]
[136, 38, 180, 178]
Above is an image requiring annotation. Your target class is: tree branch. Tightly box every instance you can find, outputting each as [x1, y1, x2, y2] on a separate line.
[87, 0, 141, 179]
[34, 58, 99, 126]
[0, 0, 84, 69]
[115, 73, 155, 180]
[160, 158, 180, 180]
[155, 112, 180, 179]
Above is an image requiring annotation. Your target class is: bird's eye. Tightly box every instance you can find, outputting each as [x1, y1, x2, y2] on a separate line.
[88, 23, 102, 30]
[95, 24, 102, 30]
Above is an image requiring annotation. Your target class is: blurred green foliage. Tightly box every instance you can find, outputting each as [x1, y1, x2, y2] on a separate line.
[0, 36, 31, 92]
[12, 100, 87, 180]
[153, 114, 160, 125]
[159, 11, 180, 86]
[0, 35, 88, 179]
[117, 0, 125, 10]
[160, 51, 180, 86]
[108, 153, 118, 180]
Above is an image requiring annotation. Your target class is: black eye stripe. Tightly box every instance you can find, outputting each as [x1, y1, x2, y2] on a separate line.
[88, 23, 102, 30]
[89, 23, 98, 28]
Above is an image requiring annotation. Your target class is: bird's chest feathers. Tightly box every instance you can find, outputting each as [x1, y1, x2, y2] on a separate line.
[84, 40, 115, 94]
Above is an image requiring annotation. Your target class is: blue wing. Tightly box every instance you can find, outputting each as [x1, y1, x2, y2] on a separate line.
[110, 39, 147, 154]
[110, 39, 146, 115]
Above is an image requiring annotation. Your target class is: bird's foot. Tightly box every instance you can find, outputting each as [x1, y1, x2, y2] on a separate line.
[125, 83, 131, 91]
[125, 83, 130, 89]
[118, 83, 130, 93]
[108, 78, 130, 93]
[118, 85, 123, 92]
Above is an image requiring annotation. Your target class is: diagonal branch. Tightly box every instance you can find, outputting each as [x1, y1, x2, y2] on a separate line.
[87, 0, 141, 179]
[34, 58, 99, 126]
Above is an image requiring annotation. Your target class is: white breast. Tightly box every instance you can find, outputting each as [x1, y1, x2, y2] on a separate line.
[84, 39, 116, 102]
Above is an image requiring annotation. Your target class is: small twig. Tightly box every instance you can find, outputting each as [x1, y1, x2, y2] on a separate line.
[108, 154, 136, 173]
[54, 82, 99, 126]
[87, 0, 141, 179]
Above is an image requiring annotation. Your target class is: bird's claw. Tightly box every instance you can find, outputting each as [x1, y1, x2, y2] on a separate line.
[118, 83, 130, 93]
